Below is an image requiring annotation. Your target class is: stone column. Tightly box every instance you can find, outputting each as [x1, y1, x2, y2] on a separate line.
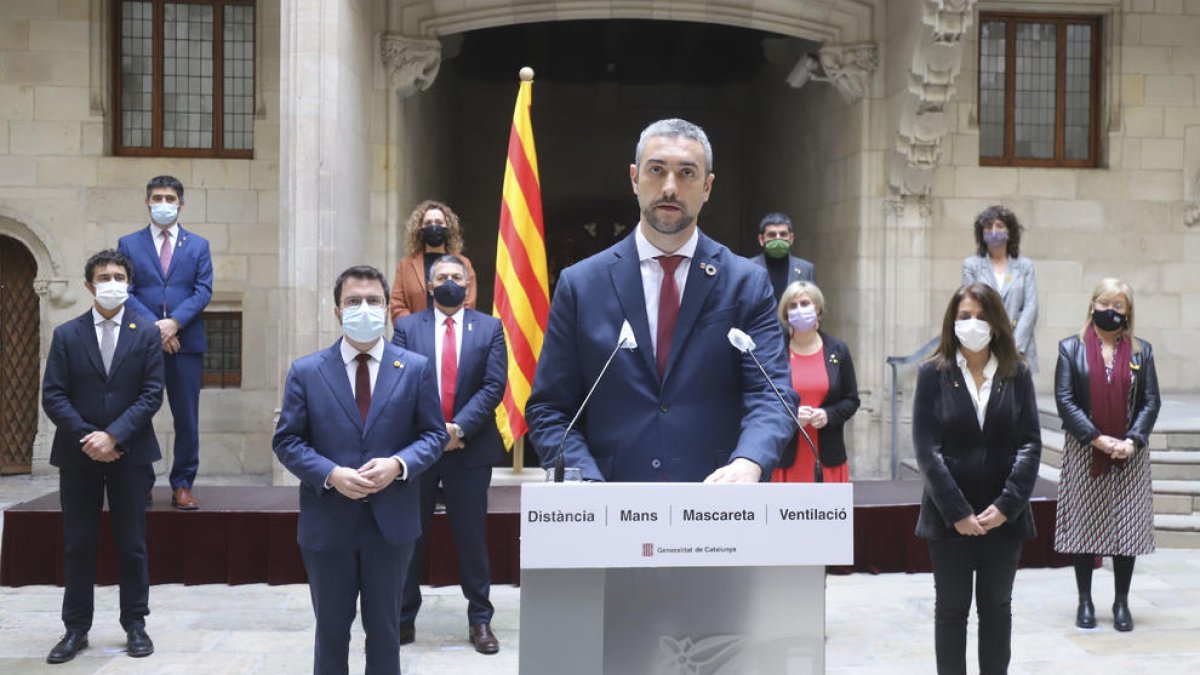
[276, 0, 375, 484]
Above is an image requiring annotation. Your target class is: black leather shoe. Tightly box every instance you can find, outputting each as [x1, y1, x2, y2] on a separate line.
[1076, 595, 1097, 628]
[469, 623, 500, 655]
[46, 633, 88, 664]
[126, 627, 154, 657]
[399, 623, 415, 645]
[1113, 596, 1134, 632]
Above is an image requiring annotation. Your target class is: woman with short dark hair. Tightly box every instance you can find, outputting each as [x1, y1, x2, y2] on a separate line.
[962, 205, 1039, 371]
[913, 283, 1042, 675]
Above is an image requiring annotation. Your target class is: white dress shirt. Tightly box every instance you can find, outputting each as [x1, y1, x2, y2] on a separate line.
[635, 226, 699, 357]
[433, 306, 465, 402]
[328, 336, 406, 485]
[149, 222, 180, 254]
[92, 306, 126, 349]
[956, 350, 998, 429]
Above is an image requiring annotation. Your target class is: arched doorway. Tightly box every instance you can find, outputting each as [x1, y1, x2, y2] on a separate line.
[0, 235, 40, 474]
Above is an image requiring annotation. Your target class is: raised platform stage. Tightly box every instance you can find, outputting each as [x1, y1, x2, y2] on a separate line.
[0, 479, 1069, 587]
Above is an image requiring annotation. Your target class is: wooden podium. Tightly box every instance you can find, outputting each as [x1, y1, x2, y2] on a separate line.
[519, 482, 854, 675]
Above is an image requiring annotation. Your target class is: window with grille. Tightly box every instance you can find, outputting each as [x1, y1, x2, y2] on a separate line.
[114, 0, 255, 158]
[202, 311, 242, 388]
[978, 13, 1101, 167]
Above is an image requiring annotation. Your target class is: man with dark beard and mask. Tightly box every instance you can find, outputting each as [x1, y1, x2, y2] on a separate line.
[392, 255, 508, 655]
[748, 212, 814, 303]
[390, 200, 479, 320]
[526, 118, 796, 483]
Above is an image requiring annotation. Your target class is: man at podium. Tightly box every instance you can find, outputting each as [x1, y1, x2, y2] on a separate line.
[526, 118, 795, 483]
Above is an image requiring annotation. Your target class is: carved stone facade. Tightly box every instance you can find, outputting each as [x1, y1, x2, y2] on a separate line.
[380, 34, 442, 95]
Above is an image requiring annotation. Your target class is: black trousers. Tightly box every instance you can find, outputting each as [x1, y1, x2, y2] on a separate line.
[59, 463, 155, 633]
[927, 535, 1024, 675]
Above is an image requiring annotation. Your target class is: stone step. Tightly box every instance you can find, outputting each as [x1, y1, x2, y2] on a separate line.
[1154, 513, 1200, 549]
[1149, 450, 1200, 481]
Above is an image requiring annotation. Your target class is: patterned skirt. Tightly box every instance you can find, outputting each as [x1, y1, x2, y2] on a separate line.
[1054, 433, 1155, 556]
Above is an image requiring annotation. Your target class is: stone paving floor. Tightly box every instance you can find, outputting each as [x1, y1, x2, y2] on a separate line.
[4, 475, 1199, 673]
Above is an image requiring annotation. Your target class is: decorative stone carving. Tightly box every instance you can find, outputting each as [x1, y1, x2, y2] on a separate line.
[380, 34, 442, 95]
[786, 43, 878, 104]
[32, 278, 75, 308]
[923, 0, 975, 44]
[1186, 126, 1200, 227]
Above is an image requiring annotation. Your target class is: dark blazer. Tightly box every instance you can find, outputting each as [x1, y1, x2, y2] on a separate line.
[118, 225, 214, 354]
[392, 307, 508, 467]
[1054, 335, 1160, 450]
[748, 252, 815, 284]
[272, 340, 448, 550]
[780, 332, 860, 468]
[526, 230, 797, 482]
[912, 360, 1042, 540]
[42, 310, 165, 468]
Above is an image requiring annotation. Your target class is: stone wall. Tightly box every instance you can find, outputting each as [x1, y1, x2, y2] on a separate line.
[0, 0, 282, 475]
[935, 0, 1200, 392]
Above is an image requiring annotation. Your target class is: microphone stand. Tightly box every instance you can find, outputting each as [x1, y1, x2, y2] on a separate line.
[741, 345, 824, 483]
[553, 335, 629, 482]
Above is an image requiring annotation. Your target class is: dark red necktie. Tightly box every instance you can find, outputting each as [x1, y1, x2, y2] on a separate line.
[655, 255, 684, 378]
[354, 353, 371, 423]
[441, 317, 458, 421]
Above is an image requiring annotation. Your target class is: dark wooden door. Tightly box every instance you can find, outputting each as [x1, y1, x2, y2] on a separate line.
[0, 236, 39, 474]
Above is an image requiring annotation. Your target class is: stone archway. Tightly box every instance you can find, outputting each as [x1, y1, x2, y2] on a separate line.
[0, 211, 76, 472]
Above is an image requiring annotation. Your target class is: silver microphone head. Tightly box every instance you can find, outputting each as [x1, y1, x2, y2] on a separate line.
[727, 328, 756, 353]
[618, 320, 637, 349]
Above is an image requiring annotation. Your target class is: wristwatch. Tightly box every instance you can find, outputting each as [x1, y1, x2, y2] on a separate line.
[450, 423, 464, 439]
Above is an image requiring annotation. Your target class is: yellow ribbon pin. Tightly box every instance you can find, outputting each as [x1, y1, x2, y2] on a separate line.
[394, 360, 403, 368]
[129, 323, 137, 329]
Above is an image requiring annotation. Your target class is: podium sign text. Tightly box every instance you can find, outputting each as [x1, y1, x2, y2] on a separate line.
[521, 482, 853, 569]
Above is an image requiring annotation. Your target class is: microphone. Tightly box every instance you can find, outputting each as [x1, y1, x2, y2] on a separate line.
[553, 320, 638, 482]
[727, 328, 824, 482]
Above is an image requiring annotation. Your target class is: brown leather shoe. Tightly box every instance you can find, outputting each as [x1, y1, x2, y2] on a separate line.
[171, 487, 199, 510]
[469, 623, 499, 655]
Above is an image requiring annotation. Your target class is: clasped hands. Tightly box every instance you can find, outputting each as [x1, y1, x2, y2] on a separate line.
[1092, 434, 1134, 461]
[328, 458, 402, 500]
[796, 405, 828, 429]
[156, 318, 181, 354]
[953, 505, 1008, 536]
[80, 431, 122, 463]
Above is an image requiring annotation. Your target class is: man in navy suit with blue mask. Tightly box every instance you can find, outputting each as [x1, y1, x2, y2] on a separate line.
[117, 175, 212, 510]
[393, 255, 507, 655]
[274, 265, 446, 675]
[43, 249, 164, 663]
[526, 118, 796, 483]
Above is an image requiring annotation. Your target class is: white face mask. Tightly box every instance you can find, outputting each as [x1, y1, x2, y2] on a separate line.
[93, 280, 129, 311]
[954, 318, 992, 353]
[150, 202, 179, 227]
[341, 304, 387, 344]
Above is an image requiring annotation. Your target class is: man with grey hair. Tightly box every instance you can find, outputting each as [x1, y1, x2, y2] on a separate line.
[527, 118, 796, 483]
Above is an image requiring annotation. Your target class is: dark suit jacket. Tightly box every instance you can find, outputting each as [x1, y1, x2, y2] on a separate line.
[42, 310, 165, 469]
[392, 307, 507, 467]
[912, 360, 1042, 540]
[389, 252, 478, 320]
[780, 332, 860, 468]
[1054, 335, 1160, 450]
[748, 252, 815, 284]
[272, 340, 448, 550]
[118, 225, 213, 354]
[526, 230, 797, 482]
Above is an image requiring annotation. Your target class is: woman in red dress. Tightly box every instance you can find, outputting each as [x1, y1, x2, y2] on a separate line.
[772, 281, 860, 482]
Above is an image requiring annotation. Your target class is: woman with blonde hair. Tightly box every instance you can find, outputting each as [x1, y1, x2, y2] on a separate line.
[1054, 278, 1160, 632]
[772, 281, 860, 482]
[390, 200, 478, 319]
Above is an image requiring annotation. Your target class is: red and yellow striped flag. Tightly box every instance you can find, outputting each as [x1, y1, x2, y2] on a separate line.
[493, 72, 549, 449]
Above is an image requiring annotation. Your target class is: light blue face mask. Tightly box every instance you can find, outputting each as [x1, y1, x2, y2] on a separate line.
[150, 202, 179, 226]
[341, 304, 387, 343]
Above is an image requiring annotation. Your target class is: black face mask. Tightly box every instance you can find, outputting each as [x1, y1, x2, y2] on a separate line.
[432, 281, 467, 308]
[1092, 308, 1126, 332]
[422, 226, 448, 247]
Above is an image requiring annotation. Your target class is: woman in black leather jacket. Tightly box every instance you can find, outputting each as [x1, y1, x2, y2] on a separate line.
[913, 283, 1041, 675]
[1054, 278, 1160, 632]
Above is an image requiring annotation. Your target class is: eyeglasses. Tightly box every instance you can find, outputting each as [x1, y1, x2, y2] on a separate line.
[342, 296, 386, 309]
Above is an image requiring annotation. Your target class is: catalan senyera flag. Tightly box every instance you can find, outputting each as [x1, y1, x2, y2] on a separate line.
[493, 74, 549, 450]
